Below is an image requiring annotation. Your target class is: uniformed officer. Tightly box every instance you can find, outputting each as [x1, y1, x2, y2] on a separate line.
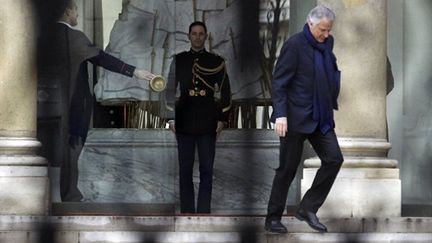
[166, 21, 232, 214]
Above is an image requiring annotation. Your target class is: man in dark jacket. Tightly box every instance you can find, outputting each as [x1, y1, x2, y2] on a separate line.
[265, 5, 343, 233]
[166, 21, 232, 214]
[37, 0, 155, 202]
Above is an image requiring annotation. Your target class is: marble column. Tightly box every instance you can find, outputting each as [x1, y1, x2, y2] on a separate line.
[0, 0, 49, 215]
[301, 0, 401, 217]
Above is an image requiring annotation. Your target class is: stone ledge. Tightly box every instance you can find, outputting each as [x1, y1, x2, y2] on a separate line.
[0, 216, 431, 233]
[337, 138, 391, 157]
[0, 166, 48, 177]
[305, 157, 398, 168]
[1, 231, 432, 243]
[52, 203, 175, 216]
[0, 231, 430, 243]
[303, 168, 400, 179]
[84, 129, 280, 148]
[0, 156, 47, 165]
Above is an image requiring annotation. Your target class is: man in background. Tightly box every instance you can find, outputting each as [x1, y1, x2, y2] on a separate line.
[37, 0, 155, 202]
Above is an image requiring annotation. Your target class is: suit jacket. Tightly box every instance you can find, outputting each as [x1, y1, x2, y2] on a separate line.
[166, 49, 232, 134]
[38, 22, 135, 140]
[271, 31, 336, 134]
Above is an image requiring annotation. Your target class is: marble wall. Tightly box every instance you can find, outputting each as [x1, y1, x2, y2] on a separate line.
[78, 129, 177, 204]
[77, 129, 304, 214]
[94, 0, 290, 102]
[94, 0, 176, 102]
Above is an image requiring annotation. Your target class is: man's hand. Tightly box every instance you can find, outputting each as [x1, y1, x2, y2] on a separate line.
[274, 117, 288, 137]
[168, 120, 176, 133]
[133, 69, 157, 80]
[216, 121, 224, 138]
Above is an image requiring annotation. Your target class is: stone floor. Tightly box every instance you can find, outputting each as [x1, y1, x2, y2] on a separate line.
[1, 215, 431, 243]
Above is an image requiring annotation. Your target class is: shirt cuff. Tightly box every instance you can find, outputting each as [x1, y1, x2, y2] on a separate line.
[122, 64, 136, 77]
[275, 117, 287, 123]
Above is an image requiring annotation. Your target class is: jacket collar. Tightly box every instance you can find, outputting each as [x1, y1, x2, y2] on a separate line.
[57, 21, 73, 29]
[190, 48, 206, 54]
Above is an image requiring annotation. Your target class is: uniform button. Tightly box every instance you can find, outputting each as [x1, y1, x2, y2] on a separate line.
[194, 87, 198, 90]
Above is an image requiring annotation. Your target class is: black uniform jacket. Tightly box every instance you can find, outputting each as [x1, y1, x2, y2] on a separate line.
[38, 22, 135, 140]
[166, 49, 232, 134]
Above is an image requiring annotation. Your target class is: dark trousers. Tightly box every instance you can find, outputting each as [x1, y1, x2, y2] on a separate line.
[60, 139, 84, 202]
[176, 133, 216, 213]
[266, 128, 343, 221]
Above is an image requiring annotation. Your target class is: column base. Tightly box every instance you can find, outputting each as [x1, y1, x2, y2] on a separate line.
[0, 166, 49, 215]
[302, 167, 401, 218]
[0, 137, 49, 215]
[301, 138, 401, 218]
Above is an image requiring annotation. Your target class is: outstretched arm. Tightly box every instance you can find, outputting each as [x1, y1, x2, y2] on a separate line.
[88, 51, 136, 77]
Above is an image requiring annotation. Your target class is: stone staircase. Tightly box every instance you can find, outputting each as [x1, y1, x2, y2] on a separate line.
[0, 215, 431, 243]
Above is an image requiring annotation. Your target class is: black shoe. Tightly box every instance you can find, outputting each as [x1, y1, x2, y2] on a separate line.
[295, 208, 327, 232]
[264, 220, 288, 234]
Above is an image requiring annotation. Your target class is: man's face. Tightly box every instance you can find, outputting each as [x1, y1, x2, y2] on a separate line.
[308, 18, 333, 43]
[188, 25, 207, 51]
[66, 2, 79, 27]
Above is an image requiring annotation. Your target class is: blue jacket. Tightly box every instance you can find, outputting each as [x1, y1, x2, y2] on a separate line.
[271, 31, 336, 134]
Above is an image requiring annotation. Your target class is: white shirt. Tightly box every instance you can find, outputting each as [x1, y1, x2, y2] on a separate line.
[57, 21, 73, 29]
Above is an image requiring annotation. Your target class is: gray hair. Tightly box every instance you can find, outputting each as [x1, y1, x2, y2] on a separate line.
[306, 5, 336, 25]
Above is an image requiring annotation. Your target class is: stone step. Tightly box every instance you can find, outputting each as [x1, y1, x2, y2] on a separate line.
[1, 216, 431, 242]
[1, 215, 431, 233]
[51, 202, 300, 217]
[51, 202, 432, 218]
[1, 231, 432, 243]
[52, 203, 175, 216]
[58, 232, 432, 243]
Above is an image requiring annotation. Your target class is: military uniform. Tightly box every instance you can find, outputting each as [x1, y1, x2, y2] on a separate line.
[167, 48, 232, 213]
